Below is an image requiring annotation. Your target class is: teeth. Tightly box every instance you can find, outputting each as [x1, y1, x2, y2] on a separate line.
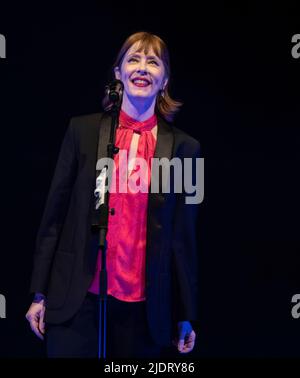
[133, 79, 149, 85]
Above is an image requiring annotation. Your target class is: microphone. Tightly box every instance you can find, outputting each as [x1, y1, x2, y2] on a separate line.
[106, 79, 124, 103]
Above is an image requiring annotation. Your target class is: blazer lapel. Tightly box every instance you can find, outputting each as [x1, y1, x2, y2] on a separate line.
[146, 116, 174, 266]
[154, 116, 174, 158]
[151, 116, 174, 195]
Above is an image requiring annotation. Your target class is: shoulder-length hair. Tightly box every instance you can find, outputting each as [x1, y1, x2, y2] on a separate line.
[102, 31, 182, 122]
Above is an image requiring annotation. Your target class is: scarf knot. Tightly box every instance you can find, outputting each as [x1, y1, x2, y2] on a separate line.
[119, 110, 157, 134]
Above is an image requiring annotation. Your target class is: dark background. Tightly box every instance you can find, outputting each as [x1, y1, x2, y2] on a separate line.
[0, 1, 300, 357]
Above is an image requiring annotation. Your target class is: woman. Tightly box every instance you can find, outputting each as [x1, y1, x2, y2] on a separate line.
[26, 31, 201, 358]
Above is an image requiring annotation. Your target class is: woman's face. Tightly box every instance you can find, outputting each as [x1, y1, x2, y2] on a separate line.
[115, 41, 168, 102]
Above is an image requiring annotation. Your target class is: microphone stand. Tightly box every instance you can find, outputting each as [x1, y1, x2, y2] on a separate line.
[97, 81, 123, 359]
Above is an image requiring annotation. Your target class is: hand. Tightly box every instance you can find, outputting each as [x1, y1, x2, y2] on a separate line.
[25, 294, 46, 340]
[174, 321, 196, 353]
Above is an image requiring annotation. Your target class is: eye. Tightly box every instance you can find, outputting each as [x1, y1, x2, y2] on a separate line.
[148, 60, 159, 66]
[128, 57, 138, 63]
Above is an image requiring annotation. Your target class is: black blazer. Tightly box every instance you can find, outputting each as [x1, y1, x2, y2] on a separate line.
[30, 112, 201, 346]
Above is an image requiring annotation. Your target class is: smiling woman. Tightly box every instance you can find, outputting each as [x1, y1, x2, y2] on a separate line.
[26, 31, 201, 358]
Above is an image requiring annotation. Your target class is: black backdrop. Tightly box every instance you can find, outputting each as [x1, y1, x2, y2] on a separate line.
[0, 1, 300, 358]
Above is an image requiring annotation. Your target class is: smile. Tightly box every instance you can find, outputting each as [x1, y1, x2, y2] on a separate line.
[131, 78, 151, 87]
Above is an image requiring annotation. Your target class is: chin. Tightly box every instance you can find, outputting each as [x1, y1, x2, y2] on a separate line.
[130, 92, 152, 100]
[128, 85, 152, 96]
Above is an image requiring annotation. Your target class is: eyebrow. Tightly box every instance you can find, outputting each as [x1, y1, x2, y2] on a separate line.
[127, 53, 160, 61]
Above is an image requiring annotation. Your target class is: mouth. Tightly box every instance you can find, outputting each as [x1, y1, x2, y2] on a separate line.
[131, 77, 151, 88]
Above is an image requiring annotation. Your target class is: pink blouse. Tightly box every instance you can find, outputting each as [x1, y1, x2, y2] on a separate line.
[88, 111, 157, 301]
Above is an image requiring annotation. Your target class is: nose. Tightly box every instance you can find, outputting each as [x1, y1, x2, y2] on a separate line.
[137, 59, 147, 74]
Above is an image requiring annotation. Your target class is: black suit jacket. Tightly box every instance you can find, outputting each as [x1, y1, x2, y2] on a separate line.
[30, 112, 201, 346]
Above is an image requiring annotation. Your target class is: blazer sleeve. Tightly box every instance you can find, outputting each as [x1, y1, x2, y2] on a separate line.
[29, 118, 78, 295]
[172, 139, 201, 324]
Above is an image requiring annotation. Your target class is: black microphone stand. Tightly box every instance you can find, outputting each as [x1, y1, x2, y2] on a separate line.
[97, 80, 123, 359]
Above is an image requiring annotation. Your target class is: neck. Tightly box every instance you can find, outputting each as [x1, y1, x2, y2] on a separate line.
[121, 93, 156, 121]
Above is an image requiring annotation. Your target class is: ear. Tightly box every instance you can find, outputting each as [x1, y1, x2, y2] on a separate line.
[114, 66, 121, 80]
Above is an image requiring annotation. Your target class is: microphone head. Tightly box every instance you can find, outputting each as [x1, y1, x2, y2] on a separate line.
[107, 79, 124, 103]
